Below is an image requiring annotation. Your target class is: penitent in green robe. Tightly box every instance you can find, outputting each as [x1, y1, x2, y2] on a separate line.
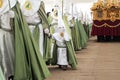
[37, 1, 51, 62]
[62, 15, 71, 37]
[71, 18, 82, 51]
[13, 3, 50, 80]
[83, 23, 90, 38]
[62, 15, 78, 51]
[83, 23, 92, 38]
[76, 19, 88, 48]
[86, 23, 92, 38]
[63, 15, 82, 51]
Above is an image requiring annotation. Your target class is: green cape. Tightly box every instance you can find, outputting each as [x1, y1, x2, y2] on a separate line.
[13, 3, 50, 80]
[76, 19, 88, 48]
[37, 1, 51, 61]
[71, 18, 82, 50]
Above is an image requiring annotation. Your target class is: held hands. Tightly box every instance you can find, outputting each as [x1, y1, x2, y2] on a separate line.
[44, 28, 49, 34]
[44, 28, 51, 37]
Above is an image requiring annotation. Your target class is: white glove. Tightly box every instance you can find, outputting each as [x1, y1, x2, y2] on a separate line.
[44, 28, 49, 34]
[69, 22, 74, 27]
[70, 23, 74, 27]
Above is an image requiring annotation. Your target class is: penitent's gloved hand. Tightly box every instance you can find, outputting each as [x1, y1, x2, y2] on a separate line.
[44, 28, 49, 34]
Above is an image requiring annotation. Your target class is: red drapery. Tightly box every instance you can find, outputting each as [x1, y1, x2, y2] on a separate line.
[91, 20, 120, 36]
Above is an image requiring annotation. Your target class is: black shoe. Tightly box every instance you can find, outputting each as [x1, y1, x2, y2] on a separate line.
[8, 75, 14, 80]
[61, 65, 68, 71]
[58, 65, 62, 68]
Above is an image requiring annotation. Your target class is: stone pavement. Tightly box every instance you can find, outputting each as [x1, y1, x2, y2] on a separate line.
[46, 37, 120, 80]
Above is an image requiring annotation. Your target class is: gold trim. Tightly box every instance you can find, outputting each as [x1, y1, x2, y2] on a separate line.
[93, 23, 120, 28]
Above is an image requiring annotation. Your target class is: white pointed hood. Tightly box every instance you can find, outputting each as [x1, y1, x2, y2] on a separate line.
[0, 0, 16, 15]
[57, 6, 66, 31]
[53, 6, 71, 42]
[18, 0, 41, 16]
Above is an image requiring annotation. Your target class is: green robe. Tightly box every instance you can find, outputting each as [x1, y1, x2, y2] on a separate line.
[83, 23, 91, 38]
[0, 66, 5, 80]
[48, 15, 53, 25]
[51, 41, 77, 69]
[87, 23, 92, 38]
[33, 24, 40, 48]
[48, 15, 55, 34]
[13, 3, 50, 80]
[76, 19, 88, 48]
[63, 15, 71, 37]
[63, 15, 80, 51]
[71, 18, 82, 51]
[46, 13, 60, 65]
[37, 1, 51, 61]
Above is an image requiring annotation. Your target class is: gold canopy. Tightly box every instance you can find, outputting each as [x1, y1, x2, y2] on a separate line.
[91, 0, 120, 21]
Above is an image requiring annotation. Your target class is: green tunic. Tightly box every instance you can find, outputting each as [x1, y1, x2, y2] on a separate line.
[13, 3, 50, 80]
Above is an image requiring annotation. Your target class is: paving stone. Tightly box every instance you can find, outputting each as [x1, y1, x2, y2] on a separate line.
[46, 37, 120, 80]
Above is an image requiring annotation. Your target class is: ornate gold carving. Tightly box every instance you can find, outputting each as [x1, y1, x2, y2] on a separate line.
[0, 0, 3, 8]
[91, 0, 120, 21]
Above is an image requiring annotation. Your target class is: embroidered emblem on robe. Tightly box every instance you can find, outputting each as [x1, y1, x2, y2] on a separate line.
[24, 1, 32, 10]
